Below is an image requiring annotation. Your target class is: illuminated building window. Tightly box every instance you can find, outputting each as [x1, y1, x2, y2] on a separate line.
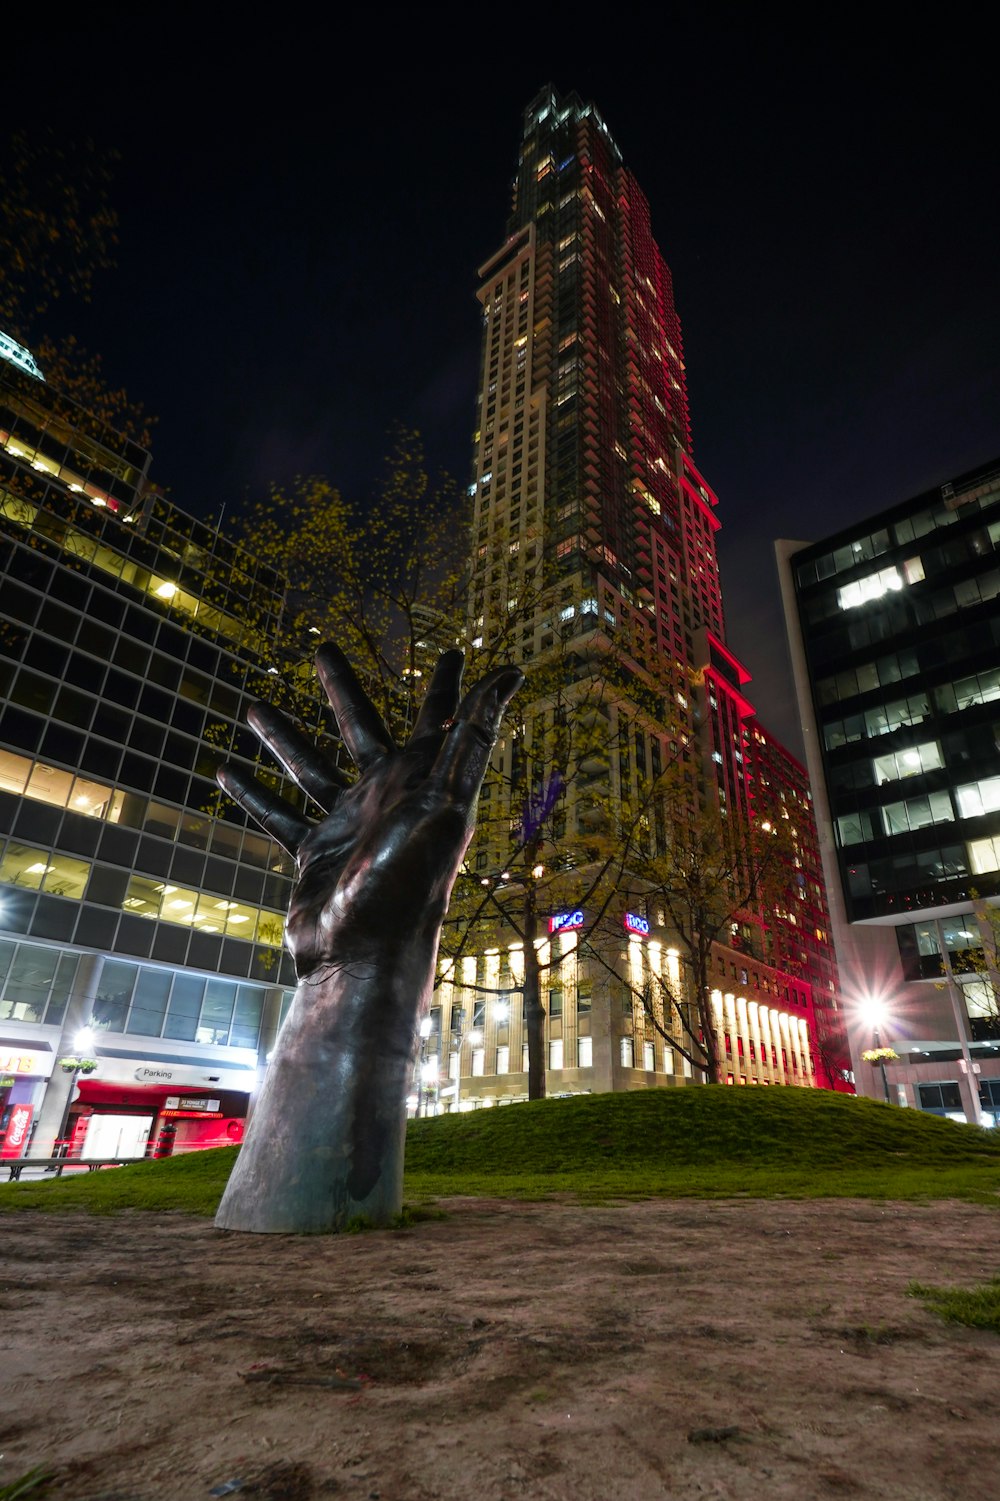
[836, 566, 904, 610]
[120, 876, 281, 944]
[969, 836, 1000, 875]
[0, 940, 79, 1024]
[0, 842, 90, 897]
[881, 791, 954, 837]
[872, 742, 943, 784]
[0, 748, 125, 821]
[956, 778, 1000, 819]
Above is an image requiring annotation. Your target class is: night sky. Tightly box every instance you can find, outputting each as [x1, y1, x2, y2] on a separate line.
[13, 14, 999, 756]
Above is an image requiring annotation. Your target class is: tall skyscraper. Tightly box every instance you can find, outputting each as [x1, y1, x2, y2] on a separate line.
[468, 85, 719, 698]
[423, 87, 844, 1106]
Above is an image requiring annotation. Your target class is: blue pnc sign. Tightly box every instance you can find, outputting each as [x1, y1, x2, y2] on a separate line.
[624, 912, 650, 936]
[549, 909, 584, 934]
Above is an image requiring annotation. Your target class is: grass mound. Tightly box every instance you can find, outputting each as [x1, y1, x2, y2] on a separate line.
[2, 1086, 998, 1218]
[404, 1085, 1000, 1202]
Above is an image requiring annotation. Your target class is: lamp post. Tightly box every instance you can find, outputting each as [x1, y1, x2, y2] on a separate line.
[440, 1026, 482, 1113]
[859, 1002, 895, 1105]
[54, 1026, 98, 1157]
[872, 1020, 891, 1105]
[410, 1016, 442, 1118]
[480, 852, 546, 1100]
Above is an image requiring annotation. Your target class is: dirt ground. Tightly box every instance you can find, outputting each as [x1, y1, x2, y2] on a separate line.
[1, 1196, 998, 1501]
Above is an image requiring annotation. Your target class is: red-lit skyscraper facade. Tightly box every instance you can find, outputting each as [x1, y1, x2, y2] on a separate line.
[435, 87, 843, 1104]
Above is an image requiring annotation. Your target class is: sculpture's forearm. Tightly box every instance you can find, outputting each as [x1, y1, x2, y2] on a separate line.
[216, 935, 439, 1234]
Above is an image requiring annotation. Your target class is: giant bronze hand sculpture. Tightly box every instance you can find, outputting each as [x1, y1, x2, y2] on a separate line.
[214, 644, 522, 1233]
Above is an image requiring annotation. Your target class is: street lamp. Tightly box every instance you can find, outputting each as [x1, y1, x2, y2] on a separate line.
[55, 1026, 99, 1157]
[859, 1000, 896, 1105]
[413, 1015, 439, 1117]
[440, 1026, 482, 1113]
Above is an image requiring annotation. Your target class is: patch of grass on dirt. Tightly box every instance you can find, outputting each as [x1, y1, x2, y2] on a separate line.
[0, 1467, 53, 1499]
[909, 1276, 1000, 1332]
[2, 1086, 998, 1218]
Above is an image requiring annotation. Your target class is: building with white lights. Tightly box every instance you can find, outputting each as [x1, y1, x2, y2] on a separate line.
[0, 333, 300, 1163]
[778, 457, 1000, 1123]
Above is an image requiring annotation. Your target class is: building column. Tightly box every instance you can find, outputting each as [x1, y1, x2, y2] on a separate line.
[723, 992, 737, 1081]
[787, 1014, 805, 1085]
[32, 952, 105, 1157]
[247, 983, 289, 1125]
[756, 1007, 771, 1083]
[776, 1013, 791, 1084]
[936, 919, 982, 1125]
[796, 1018, 814, 1086]
[747, 1001, 763, 1083]
[736, 995, 752, 1086]
[560, 931, 578, 1075]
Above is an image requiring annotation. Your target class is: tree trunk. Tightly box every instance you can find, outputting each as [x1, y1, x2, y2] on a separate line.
[523, 887, 546, 1100]
[697, 960, 723, 1084]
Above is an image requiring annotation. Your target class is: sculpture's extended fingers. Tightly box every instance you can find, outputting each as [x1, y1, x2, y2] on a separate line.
[217, 765, 312, 857]
[432, 666, 523, 803]
[407, 648, 464, 750]
[248, 702, 349, 812]
[315, 644, 394, 771]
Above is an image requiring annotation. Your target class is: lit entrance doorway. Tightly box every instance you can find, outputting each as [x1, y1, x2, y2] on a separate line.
[82, 1114, 152, 1159]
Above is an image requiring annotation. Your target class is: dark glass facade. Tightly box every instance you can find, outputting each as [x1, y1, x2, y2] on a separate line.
[0, 340, 299, 1158]
[780, 458, 1000, 1123]
[790, 459, 1000, 923]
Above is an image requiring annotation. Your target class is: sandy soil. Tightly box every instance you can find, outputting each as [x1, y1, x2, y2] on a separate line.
[1, 1196, 998, 1500]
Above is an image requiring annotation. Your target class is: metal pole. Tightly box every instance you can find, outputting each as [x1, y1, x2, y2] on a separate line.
[452, 1032, 462, 1113]
[873, 1026, 891, 1104]
[54, 1065, 81, 1157]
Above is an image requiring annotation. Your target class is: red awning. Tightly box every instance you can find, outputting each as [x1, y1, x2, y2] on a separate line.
[76, 1080, 215, 1110]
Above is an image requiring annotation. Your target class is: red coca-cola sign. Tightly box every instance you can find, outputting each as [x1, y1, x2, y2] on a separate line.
[1, 1103, 33, 1159]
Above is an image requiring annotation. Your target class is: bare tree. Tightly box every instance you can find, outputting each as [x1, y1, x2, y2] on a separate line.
[0, 128, 154, 446]
[438, 614, 689, 1099]
[598, 779, 796, 1083]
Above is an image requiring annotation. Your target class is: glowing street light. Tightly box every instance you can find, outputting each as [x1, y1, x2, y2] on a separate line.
[859, 997, 896, 1104]
[415, 1015, 436, 1116]
[55, 1026, 99, 1157]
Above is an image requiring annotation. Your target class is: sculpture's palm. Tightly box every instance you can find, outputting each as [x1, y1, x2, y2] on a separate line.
[219, 645, 521, 976]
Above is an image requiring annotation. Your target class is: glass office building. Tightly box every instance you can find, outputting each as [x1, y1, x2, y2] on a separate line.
[0, 334, 299, 1161]
[778, 458, 1000, 1123]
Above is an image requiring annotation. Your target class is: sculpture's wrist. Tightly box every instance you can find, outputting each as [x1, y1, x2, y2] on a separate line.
[288, 905, 443, 985]
[292, 930, 440, 1012]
